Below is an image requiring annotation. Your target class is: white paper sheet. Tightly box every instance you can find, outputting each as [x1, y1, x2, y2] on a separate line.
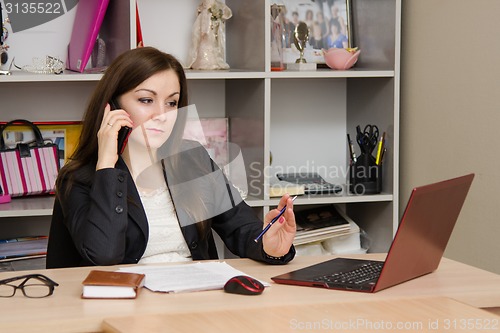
[117, 261, 269, 293]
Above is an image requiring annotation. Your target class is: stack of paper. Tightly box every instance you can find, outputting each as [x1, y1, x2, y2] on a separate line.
[118, 262, 269, 293]
[295, 220, 364, 255]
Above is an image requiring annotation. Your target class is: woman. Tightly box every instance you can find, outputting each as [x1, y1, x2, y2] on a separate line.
[46, 47, 296, 268]
[309, 21, 325, 50]
[326, 19, 348, 49]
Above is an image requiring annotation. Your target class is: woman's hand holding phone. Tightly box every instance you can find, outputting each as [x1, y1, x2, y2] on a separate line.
[96, 103, 133, 170]
[109, 99, 132, 155]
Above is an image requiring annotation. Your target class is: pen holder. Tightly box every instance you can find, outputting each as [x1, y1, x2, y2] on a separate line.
[349, 153, 382, 195]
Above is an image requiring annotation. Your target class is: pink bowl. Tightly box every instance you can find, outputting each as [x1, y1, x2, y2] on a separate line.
[323, 48, 361, 70]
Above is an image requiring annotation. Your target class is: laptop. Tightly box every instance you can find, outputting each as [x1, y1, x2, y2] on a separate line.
[271, 173, 475, 293]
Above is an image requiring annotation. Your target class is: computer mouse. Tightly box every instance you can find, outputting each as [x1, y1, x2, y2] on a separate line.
[223, 275, 265, 295]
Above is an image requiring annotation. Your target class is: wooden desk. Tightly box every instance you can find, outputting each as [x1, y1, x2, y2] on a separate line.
[1, 254, 500, 333]
[102, 297, 499, 333]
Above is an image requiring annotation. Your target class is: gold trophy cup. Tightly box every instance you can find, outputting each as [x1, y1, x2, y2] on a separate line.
[288, 21, 317, 70]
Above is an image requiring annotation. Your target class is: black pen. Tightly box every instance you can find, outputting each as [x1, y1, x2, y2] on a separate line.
[254, 196, 297, 243]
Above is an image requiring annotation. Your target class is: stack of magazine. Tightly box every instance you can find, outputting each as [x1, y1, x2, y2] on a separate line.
[294, 205, 355, 246]
[0, 236, 48, 262]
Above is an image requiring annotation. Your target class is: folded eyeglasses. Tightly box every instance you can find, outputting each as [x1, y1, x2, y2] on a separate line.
[0, 273, 59, 298]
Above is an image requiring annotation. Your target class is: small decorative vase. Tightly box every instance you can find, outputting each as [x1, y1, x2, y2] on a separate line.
[323, 48, 361, 70]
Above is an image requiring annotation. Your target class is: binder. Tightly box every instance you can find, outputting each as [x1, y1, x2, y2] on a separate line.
[136, 3, 143, 47]
[66, 0, 110, 73]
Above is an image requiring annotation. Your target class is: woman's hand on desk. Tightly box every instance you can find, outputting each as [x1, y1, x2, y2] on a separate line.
[262, 194, 296, 258]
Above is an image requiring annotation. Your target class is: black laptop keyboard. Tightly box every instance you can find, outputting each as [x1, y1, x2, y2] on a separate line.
[312, 261, 384, 285]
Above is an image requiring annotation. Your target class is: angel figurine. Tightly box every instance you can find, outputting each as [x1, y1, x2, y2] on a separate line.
[187, 0, 232, 70]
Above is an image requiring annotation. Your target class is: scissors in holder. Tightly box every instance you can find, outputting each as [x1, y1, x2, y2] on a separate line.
[356, 124, 379, 154]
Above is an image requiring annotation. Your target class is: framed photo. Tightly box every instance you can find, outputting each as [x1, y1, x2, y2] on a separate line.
[184, 117, 249, 200]
[281, 0, 352, 65]
[1, 121, 82, 166]
[184, 117, 229, 169]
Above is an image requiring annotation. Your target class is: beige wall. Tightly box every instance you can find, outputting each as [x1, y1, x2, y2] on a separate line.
[401, 0, 500, 274]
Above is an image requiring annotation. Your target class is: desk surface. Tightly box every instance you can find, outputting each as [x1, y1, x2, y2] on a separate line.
[102, 297, 499, 333]
[1, 254, 500, 333]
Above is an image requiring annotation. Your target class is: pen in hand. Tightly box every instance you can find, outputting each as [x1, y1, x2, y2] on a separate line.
[254, 196, 297, 243]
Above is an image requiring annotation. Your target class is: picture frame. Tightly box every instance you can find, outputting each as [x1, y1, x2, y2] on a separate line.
[280, 0, 353, 65]
[1, 121, 83, 166]
[183, 116, 252, 199]
[183, 117, 229, 169]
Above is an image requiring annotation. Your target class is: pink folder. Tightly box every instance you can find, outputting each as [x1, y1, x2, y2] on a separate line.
[66, 0, 110, 73]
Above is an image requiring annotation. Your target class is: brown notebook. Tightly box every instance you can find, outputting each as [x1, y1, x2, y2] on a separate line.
[82, 270, 146, 299]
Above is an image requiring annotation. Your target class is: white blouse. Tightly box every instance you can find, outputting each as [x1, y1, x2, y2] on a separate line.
[138, 186, 192, 264]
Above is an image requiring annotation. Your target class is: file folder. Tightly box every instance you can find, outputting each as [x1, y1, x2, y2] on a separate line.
[66, 0, 110, 72]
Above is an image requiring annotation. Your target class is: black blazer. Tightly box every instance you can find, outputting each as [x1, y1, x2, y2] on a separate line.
[46, 140, 295, 268]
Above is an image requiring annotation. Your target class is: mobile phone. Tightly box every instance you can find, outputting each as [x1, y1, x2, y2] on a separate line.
[109, 99, 132, 154]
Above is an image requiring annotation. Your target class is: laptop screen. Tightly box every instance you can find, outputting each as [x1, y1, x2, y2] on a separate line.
[374, 173, 474, 291]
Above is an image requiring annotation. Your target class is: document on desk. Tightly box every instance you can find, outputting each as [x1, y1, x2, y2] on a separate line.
[117, 262, 269, 293]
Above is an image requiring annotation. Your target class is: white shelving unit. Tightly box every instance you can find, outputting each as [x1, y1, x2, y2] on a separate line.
[0, 0, 400, 253]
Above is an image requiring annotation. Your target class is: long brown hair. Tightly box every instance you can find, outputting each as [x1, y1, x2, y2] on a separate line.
[57, 47, 218, 242]
[57, 47, 188, 196]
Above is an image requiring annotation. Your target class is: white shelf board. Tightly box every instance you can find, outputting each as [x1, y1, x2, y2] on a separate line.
[0, 70, 103, 82]
[0, 196, 55, 218]
[0, 193, 392, 217]
[267, 193, 394, 207]
[185, 70, 266, 80]
[268, 68, 395, 79]
[1, 69, 395, 83]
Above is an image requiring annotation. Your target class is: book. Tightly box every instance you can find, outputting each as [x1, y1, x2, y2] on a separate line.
[295, 205, 351, 232]
[269, 180, 305, 197]
[293, 205, 353, 245]
[67, 0, 110, 72]
[81, 270, 145, 299]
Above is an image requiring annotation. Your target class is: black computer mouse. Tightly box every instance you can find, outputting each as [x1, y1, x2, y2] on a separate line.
[223, 275, 265, 295]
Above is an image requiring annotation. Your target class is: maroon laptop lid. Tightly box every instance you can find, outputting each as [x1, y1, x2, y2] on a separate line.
[374, 173, 474, 291]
